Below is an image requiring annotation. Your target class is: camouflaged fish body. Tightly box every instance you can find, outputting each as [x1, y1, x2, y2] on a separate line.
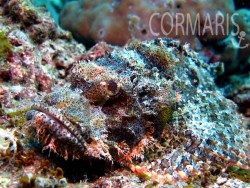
[27, 39, 250, 183]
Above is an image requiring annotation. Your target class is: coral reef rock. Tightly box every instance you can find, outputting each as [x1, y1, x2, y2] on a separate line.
[27, 38, 250, 185]
[226, 73, 250, 118]
[0, 0, 85, 109]
[0, 0, 85, 186]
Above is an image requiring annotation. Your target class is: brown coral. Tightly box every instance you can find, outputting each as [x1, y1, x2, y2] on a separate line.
[59, 0, 234, 49]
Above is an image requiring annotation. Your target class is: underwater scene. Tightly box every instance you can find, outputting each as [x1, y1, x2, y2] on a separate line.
[0, 0, 250, 187]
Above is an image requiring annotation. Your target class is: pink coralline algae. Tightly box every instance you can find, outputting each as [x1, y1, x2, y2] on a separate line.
[0, 0, 85, 109]
[27, 38, 250, 185]
[0, 0, 87, 186]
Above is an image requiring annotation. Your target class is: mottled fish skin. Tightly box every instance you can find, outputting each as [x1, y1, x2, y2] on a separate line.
[27, 88, 111, 160]
[27, 39, 250, 183]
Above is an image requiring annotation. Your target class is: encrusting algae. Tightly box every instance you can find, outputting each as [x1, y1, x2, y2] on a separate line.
[0, 30, 12, 60]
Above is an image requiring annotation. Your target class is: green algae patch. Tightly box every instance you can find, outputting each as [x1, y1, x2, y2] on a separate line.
[0, 30, 12, 59]
[128, 39, 179, 71]
[6, 107, 30, 118]
[159, 105, 174, 125]
[1, 107, 31, 129]
[226, 166, 250, 182]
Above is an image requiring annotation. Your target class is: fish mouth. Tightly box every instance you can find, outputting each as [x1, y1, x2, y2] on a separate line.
[27, 103, 88, 149]
[26, 104, 112, 161]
